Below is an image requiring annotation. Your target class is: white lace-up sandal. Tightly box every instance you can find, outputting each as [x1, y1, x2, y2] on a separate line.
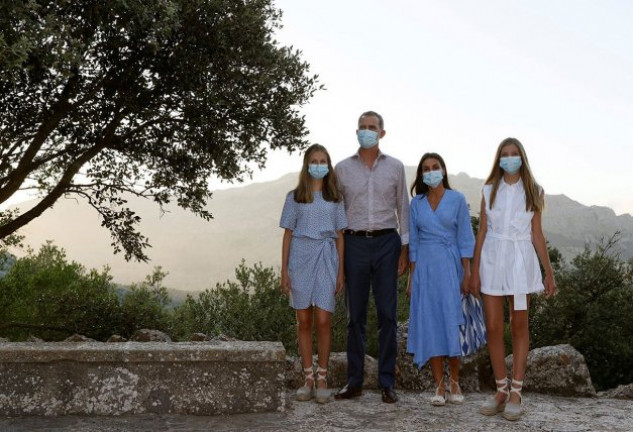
[479, 377, 509, 415]
[314, 366, 330, 404]
[503, 379, 524, 421]
[447, 378, 464, 404]
[430, 377, 446, 406]
[296, 366, 315, 401]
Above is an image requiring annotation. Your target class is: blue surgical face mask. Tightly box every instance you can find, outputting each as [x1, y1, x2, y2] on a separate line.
[308, 163, 329, 179]
[499, 156, 522, 174]
[357, 129, 379, 149]
[422, 170, 444, 188]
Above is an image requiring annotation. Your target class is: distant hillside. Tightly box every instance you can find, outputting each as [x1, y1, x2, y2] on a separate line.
[9, 170, 633, 291]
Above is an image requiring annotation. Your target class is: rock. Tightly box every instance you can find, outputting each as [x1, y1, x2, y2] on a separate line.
[600, 383, 633, 399]
[189, 333, 211, 341]
[396, 320, 493, 392]
[129, 329, 172, 342]
[285, 352, 379, 390]
[63, 334, 97, 342]
[506, 344, 596, 396]
[26, 335, 44, 342]
[0, 337, 10, 343]
[106, 334, 128, 343]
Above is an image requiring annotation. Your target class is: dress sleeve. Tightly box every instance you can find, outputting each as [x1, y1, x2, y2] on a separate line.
[409, 196, 420, 263]
[335, 200, 348, 231]
[279, 192, 297, 230]
[457, 193, 475, 258]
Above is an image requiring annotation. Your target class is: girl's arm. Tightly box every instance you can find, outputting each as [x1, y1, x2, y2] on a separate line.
[335, 229, 345, 295]
[280, 228, 292, 295]
[469, 197, 488, 296]
[531, 204, 557, 298]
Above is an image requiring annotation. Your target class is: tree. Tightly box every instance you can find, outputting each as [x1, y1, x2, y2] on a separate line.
[0, 0, 320, 260]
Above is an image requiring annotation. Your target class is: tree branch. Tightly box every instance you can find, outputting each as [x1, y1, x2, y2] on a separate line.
[0, 73, 80, 205]
[0, 111, 124, 238]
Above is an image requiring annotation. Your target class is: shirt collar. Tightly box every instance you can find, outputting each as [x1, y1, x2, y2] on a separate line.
[352, 147, 386, 159]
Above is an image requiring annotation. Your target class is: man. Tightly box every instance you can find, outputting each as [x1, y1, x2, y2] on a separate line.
[334, 111, 409, 403]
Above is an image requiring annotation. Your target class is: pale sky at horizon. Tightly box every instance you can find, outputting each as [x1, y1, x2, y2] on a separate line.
[222, 0, 633, 217]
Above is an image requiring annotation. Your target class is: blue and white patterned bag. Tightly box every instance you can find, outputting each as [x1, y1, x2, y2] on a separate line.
[459, 294, 487, 356]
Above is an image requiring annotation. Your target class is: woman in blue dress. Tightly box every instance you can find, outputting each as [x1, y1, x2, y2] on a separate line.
[407, 152, 475, 406]
[280, 144, 347, 404]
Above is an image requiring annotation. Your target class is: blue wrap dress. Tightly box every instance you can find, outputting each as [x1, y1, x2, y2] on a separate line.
[407, 189, 475, 367]
[279, 191, 348, 313]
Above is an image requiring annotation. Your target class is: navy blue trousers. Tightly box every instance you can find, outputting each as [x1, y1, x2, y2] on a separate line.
[344, 231, 401, 389]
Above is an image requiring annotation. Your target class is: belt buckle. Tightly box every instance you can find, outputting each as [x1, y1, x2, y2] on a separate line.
[364, 230, 374, 238]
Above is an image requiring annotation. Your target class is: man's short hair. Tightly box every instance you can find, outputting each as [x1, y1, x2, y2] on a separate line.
[359, 111, 384, 130]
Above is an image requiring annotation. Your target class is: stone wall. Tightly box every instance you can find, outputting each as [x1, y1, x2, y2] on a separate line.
[0, 341, 286, 416]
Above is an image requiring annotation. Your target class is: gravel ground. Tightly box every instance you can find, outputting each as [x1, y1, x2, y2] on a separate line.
[0, 390, 631, 432]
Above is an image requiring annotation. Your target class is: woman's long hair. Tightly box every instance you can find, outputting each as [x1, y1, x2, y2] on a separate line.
[485, 137, 543, 212]
[294, 144, 342, 203]
[410, 152, 452, 197]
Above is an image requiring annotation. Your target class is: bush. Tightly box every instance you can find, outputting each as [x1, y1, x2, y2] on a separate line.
[118, 267, 172, 338]
[171, 261, 296, 348]
[0, 242, 120, 340]
[530, 234, 633, 390]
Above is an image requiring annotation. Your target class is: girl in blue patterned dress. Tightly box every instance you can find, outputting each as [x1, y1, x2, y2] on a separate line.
[406, 152, 475, 406]
[280, 144, 347, 404]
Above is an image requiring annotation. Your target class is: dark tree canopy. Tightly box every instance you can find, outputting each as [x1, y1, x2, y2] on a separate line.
[0, 0, 320, 260]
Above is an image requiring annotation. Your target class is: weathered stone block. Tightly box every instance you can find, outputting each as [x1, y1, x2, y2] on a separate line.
[0, 341, 286, 416]
[506, 344, 596, 397]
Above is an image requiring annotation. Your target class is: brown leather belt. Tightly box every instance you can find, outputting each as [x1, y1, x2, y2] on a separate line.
[344, 228, 396, 238]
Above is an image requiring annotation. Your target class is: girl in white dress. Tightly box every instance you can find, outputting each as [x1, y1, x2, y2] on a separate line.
[470, 138, 557, 421]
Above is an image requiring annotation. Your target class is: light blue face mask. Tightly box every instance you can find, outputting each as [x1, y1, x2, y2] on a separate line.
[308, 163, 329, 179]
[499, 156, 522, 174]
[357, 129, 379, 149]
[422, 170, 444, 188]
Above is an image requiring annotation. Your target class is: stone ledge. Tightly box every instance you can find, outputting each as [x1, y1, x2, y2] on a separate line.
[0, 341, 286, 416]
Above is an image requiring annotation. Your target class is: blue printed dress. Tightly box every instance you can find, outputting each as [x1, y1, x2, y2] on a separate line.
[407, 189, 475, 367]
[279, 191, 347, 312]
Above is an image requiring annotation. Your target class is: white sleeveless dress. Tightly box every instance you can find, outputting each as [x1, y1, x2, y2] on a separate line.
[480, 179, 544, 310]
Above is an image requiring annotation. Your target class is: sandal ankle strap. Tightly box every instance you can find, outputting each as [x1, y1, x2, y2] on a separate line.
[316, 366, 327, 381]
[303, 366, 314, 380]
[510, 379, 523, 396]
[495, 377, 509, 395]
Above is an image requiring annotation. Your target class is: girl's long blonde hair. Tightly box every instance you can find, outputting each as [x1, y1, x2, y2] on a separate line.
[293, 144, 342, 203]
[485, 137, 544, 212]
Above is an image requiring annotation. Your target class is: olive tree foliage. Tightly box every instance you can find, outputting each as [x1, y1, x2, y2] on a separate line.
[0, 0, 320, 260]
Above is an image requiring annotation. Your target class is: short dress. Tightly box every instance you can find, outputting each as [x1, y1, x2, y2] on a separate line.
[406, 190, 475, 367]
[480, 179, 544, 310]
[279, 191, 347, 312]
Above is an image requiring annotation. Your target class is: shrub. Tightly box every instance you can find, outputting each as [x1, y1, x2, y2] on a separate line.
[530, 234, 633, 390]
[171, 261, 296, 348]
[0, 242, 120, 340]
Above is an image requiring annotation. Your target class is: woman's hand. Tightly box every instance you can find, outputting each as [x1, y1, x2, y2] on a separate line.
[461, 275, 470, 295]
[280, 271, 291, 296]
[469, 271, 481, 298]
[406, 264, 414, 299]
[544, 273, 557, 298]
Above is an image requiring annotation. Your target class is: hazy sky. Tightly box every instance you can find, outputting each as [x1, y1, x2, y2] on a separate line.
[228, 0, 633, 216]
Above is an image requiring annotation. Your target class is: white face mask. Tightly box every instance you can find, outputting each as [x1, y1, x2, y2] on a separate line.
[357, 130, 379, 149]
[308, 164, 329, 179]
[422, 170, 444, 188]
[499, 156, 522, 174]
